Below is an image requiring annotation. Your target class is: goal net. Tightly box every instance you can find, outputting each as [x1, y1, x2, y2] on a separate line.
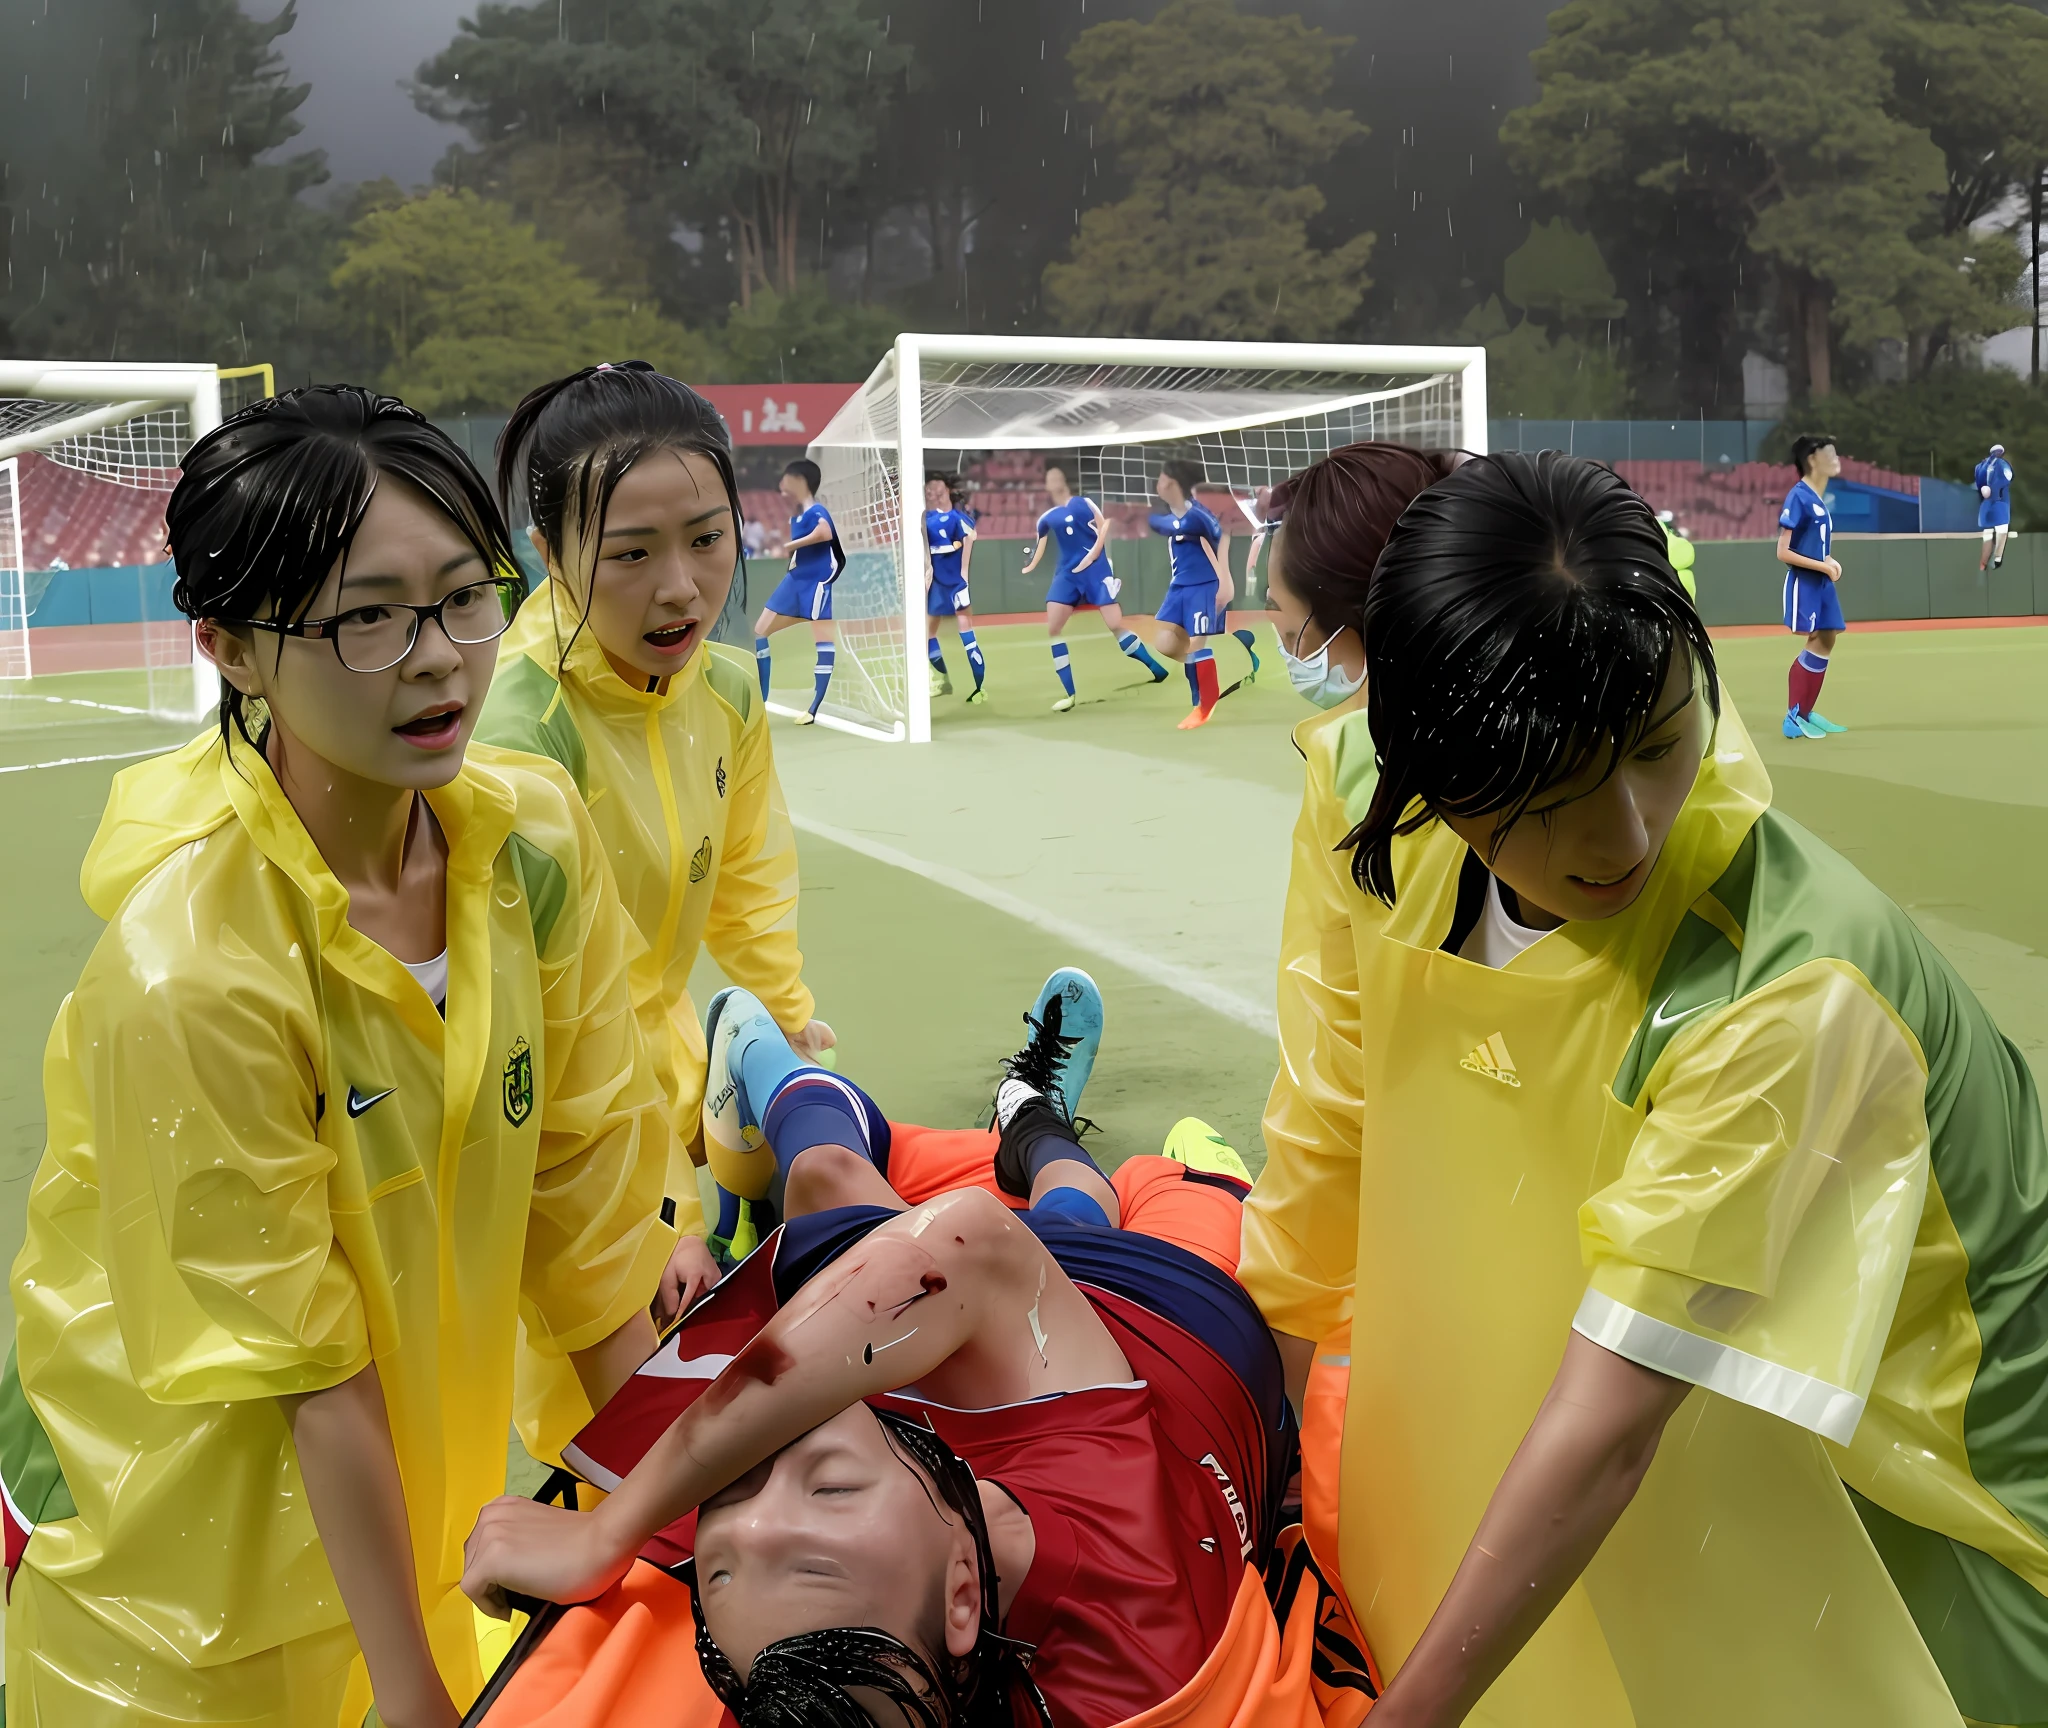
[804, 336, 1487, 742]
[0, 361, 234, 747]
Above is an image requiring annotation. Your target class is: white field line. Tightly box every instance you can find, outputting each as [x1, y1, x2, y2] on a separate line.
[791, 812, 1279, 1038]
[0, 746, 168, 775]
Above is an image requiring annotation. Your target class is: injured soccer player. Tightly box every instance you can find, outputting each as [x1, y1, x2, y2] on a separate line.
[458, 988, 1338, 1728]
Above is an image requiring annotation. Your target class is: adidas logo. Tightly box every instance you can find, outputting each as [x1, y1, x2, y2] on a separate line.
[1460, 1033, 1521, 1088]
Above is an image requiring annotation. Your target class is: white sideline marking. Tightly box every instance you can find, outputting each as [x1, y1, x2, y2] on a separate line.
[0, 745, 168, 775]
[791, 812, 1280, 1037]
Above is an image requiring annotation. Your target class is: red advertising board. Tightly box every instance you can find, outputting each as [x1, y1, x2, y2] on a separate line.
[696, 383, 860, 446]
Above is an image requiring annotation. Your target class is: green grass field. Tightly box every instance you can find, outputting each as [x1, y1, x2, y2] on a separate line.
[4, 617, 2047, 1383]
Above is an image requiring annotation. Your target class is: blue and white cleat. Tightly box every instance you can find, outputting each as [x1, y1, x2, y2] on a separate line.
[1023, 966, 1104, 1121]
[701, 987, 782, 1203]
[1805, 711, 1845, 733]
[1782, 709, 1807, 739]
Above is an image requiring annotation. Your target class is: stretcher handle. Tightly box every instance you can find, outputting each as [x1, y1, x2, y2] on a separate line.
[461, 1469, 588, 1722]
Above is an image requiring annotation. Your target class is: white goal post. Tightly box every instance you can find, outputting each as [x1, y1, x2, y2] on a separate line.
[802, 335, 1487, 743]
[0, 360, 226, 718]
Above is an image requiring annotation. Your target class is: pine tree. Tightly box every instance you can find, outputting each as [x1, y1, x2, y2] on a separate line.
[1042, 0, 1372, 342]
[0, 0, 334, 372]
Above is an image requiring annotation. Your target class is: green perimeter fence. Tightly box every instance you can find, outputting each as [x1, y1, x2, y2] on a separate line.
[731, 532, 2048, 633]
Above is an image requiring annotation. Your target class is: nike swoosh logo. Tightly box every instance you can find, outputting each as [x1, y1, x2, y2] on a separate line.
[1650, 996, 1699, 1031]
[346, 1085, 396, 1119]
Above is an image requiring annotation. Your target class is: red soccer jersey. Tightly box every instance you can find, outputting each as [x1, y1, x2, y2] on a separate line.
[566, 1239, 1271, 1728]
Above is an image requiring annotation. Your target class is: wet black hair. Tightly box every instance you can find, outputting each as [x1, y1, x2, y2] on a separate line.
[686, 1411, 1050, 1728]
[166, 384, 516, 752]
[1348, 450, 1719, 903]
[1159, 457, 1205, 496]
[497, 361, 744, 674]
[926, 469, 965, 505]
[1788, 433, 1837, 479]
[783, 457, 823, 495]
[1043, 457, 1076, 486]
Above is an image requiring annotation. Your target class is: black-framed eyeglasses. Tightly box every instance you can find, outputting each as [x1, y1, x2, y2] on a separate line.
[235, 575, 527, 673]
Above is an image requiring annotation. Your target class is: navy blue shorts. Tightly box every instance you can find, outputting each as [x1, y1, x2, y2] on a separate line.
[927, 572, 970, 617]
[1046, 565, 1122, 610]
[1783, 571, 1845, 634]
[1157, 580, 1222, 639]
[765, 571, 833, 621]
[774, 1203, 1288, 1473]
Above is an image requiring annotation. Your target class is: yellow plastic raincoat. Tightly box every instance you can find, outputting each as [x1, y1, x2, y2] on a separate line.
[1242, 700, 2048, 1726]
[4, 731, 673, 1725]
[476, 581, 814, 1210]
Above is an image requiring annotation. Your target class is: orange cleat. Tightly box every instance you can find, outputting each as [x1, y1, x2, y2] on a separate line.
[1177, 707, 1213, 730]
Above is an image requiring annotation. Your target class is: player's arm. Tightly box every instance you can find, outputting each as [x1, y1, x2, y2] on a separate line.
[1074, 501, 1110, 570]
[460, 1188, 1129, 1614]
[1775, 527, 1839, 580]
[959, 520, 976, 583]
[1206, 526, 1234, 608]
[787, 521, 836, 550]
[1022, 531, 1048, 574]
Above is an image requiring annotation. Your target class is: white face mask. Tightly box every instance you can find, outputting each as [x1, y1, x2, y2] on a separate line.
[1281, 623, 1365, 709]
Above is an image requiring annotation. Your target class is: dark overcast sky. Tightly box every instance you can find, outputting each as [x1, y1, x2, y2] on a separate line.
[258, 0, 472, 187]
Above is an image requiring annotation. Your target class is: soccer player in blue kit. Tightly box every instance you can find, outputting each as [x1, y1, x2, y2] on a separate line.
[1148, 459, 1260, 730]
[1022, 457, 1169, 711]
[1778, 432, 1847, 740]
[923, 471, 986, 703]
[1976, 441, 2014, 571]
[753, 458, 842, 725]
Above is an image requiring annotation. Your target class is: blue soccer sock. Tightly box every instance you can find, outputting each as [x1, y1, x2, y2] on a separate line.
[811, 641, 836, 714]
[759, 1070, 893, 1181]
[1117, 630, 1168, 678]
[1050, 640, 1076, 697]
[1184, 645, 1214, 706]
[961, 628, 986, 689]
[1030, 1185, 1112, 1229]
[754, 635, 772, 700]
[927, 635, 948, 673]
[713, 1183, 745, 1242]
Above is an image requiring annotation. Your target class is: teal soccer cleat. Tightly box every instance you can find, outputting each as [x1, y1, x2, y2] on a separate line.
[1805, 712, 1845, 733]
[1015, 967, 1104, 1121]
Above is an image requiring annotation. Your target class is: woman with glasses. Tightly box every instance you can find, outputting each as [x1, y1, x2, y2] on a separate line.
[476, 364, 829, 1281]
[3, 386, 683, 1728]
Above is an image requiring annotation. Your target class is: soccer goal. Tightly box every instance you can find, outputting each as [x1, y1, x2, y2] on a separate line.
[802, 335, 1487, 742]
[0, 360, 230, 729]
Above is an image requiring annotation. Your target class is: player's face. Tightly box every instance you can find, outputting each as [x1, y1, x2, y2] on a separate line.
[564, 448, 736, 684]
[1153, 471, 1180, 508]
[778, 470, 810, 507]
[1810, 443, 1841, 483]
[202, 475, 495, 792]
[695, 1405, 983, 1684]
[925, 476, 949, 510]
[1440, 647, 1709, 927]
[1044, 467, 1071, 503]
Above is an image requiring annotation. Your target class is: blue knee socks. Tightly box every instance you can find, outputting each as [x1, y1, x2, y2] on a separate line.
[927, 635, 947, 673]
[811, 642, 836, 714]
[961, 628, 985, 689]
[1030, 1185, 1112, 1228]
[1118, 630, 1167, 677]
[754, 635, 772, 700]
[1051, 641, 1076, 697]
[757, 1071, 893, 1181]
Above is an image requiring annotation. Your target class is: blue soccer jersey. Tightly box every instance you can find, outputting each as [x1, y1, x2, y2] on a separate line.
[788, 501, 840, 584]
[1975, 455, 2013, 507]
[1779, 480, 1831, 567]
[1149, 499, 1223, 587]
[1037, 498, 1107, 576]
[925, 507, 972, 582]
